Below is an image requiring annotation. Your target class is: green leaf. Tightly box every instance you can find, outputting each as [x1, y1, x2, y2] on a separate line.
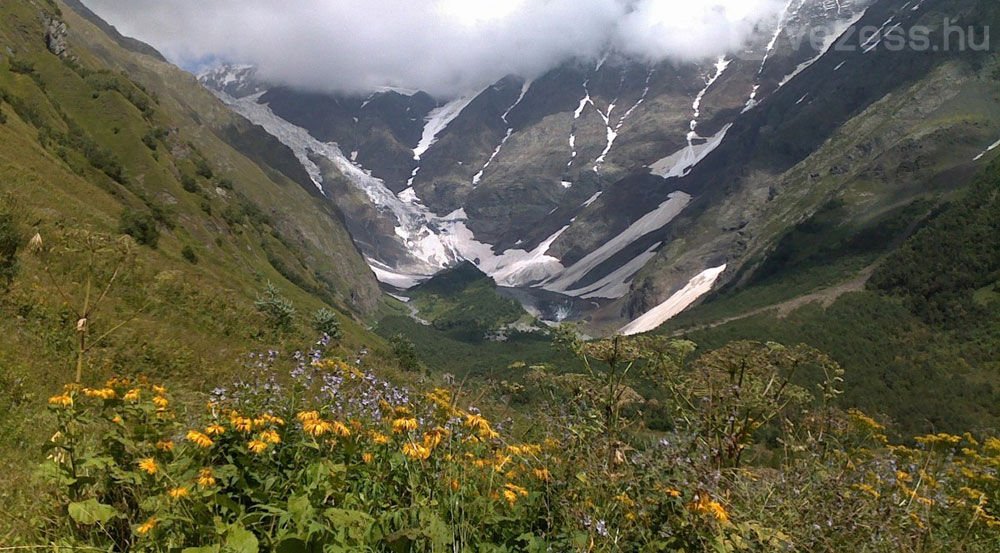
[274, 538, 307, 553]
[182, 546, 221, 553]
[225, 526, 259, 553]
[67, 499, 117, 525]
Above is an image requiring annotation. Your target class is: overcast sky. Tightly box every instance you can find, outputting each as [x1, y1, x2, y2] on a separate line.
[82, 0, 786, 97]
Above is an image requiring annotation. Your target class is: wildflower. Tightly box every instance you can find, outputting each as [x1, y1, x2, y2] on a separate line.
[402, 442, 432, 460]
[233, 417, 254, 433]
[48, 394, 73, 408]
[422, 428, 448, 450]
[153, 396, 169, 410]
[297, 410, 321, 422]
[370, 431, 391, 445]
[464, 414, 499, 439]
[533, 468, 552, 481]
[450, 479, 460, 491]
[303, 418, 333, 437]
[167, 486, 189, 500]
[155, 440, 174, 452]
[152, 385, 167, 395]
[186, 430, 214, 449]
[666, 488, 682, 498]
[123, 389, 141, 403]
[690, 494, 729, 523]
[331, 421, 352, 438]
[392, 417, 419, 434]
[111, 415, 123, 424]
[503, 483, 529, 506]
[362, 453, 374, 464]
[137, 458, 158, 475]
[205, 424, 226, 436]
[84, 388, 117, 400]
[136, 516, 157, 535]
[197, 468, 216, 487]
[248, 440, 269, 454]
[260, 429, 281, 445]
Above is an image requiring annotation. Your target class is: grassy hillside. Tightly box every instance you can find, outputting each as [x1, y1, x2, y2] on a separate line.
[661, 157, 1000, 437]
[0, 0, 389, 533]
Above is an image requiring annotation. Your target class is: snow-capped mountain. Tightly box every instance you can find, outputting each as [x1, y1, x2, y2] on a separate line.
[199, 0, 1000, 331]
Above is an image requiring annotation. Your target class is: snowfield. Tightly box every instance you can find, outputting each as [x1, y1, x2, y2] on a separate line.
[619, 264, 727, 336]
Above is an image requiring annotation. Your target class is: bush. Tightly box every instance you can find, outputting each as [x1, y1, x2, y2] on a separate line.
[180, 174, 198, 193]
[311, 307, 343, 340]
[255, 282, 296, 333]
[118, 209, 159, 248]
[0, 208, 22, 290]
[180, 245, 198, 264]
[390, 333, 420, 372]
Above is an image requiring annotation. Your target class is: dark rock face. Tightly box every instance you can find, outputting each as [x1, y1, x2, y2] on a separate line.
[43, 15, 67, 57]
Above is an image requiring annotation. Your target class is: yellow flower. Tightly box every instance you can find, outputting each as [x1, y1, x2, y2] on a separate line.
[136, 516, 157, 535]
[370, 431, 391, 445]
[187, 430, 214, 449]
[233, 417, 254, 433]
[362, 452, 374, 464]
[111, 415, 123, 424]
[402, 442, 432, 460]
[464, 414, 499, 439]
[48, 394, 73, 408]
[422, 428, 448, 450]
[123, 389, 141, 403]
[84, 388, 117, 400]
[167, 486, 190, 500]
[502, 483, 529, 506]
[205, 424, 226, 436]
[156, 440, 175, 452]
[690, 494, 729, 523]
[260, 429, 282, 444]
[297, 411, 321, 422]
[137, 458, 158, 475]
[260, 413, 286, 426]
[449, 479, 460, 491]
[197, 467, 216, 487]
[331, 421, 352, 438]
[153, 396, 169, 410]
[392, 418, 419, 434]
[152, 385, 168, 395]
[303, 418, 333, 437]
[248, 440, 269, 454]
[666, 488, 682, 498]
[533, 468, 552, 482]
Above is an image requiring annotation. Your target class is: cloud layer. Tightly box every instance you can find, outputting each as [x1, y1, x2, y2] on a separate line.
[82, 0, 786, 97]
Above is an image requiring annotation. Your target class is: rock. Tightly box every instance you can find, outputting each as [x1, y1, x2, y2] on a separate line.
[43, 15, 68, 57]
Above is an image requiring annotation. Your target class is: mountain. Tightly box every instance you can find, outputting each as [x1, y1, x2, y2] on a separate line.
[198, 0, 1000, 335]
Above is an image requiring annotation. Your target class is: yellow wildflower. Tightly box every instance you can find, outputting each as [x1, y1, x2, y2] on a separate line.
[464, 414, 499, 439]
[187, 430, 214, 449]
[152, 385, 167, 395]
[136, 516, 157, 535]
[422, 428, 448, 450]
[233, 417, 254, 433]
[123, 389, 141, 403]
[84, 388, 117, 400]
[153, 396, 169, 410]
[402, 442, 432, 460]
[111, 415, 123, 424]
[297, 410, 321, 422]
[392, 417, 419, 434]
[137, 458, 158, 475]
[155, 440, 174, 452]
[666, 488, 682, 498]
[260, 429, 282, 445]
[370, 431, 391, 445]
[48, 394, 73, 408]
[197, 467, 217, 487]
[167, 486, 190, 500]
[503, 483, 529, 506]
[331, 421, 352, 438]
[303, 418, 333, 437]
[690, 494, 729, 523]
[450, 479, 461, 491]
[205, 424, 226, 436]
[248, 440, 269, 454]
[533, 468, 552, 482]
[362, 452, 374, 464]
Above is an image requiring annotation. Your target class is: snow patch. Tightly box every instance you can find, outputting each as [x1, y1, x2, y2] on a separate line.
[413, 90, 482, 160]
[649, 124, 732, 179]
[973, 138, 1000, 161]
[619, 264, 727, 336]
[778, 8, 868, 88]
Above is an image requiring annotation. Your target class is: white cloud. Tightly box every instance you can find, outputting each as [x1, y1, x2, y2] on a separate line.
[81, 0, 785, 97]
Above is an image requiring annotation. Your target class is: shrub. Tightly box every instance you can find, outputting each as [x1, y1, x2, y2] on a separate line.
[180, 245, 198, 264]
[0, 208, 22, 290]
[255, 282, 295, 333]
[390, 333, 420, 371]
[311, 307, 343, 340]
[118, 209, 159, 248]
[180, 174, 198, 193]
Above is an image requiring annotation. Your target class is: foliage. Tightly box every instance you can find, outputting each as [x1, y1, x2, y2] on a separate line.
[390, 333, 420, 372]
[180, 245, 198, 264]
[254, 282, 296, 334]
[118, 209, 160, 248]
[35, 340, 1000, 552]
[0, 197, 23, 290]
[310, 307, 342, 341]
